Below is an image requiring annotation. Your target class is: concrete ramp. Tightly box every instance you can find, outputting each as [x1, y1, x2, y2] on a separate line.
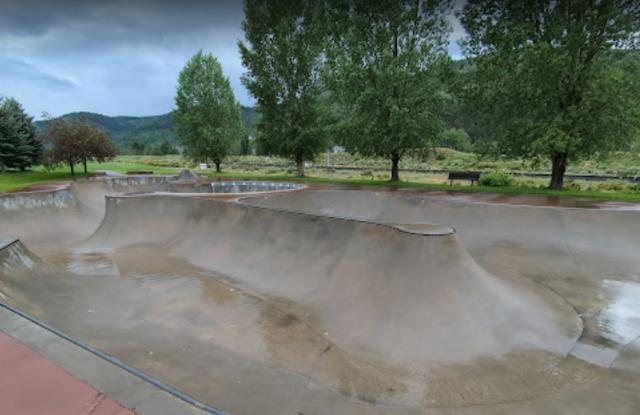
[5, 185, 636, 413]
[76, 194, 581, 403]
[242, 190, 640, 268]
[0, 177, 177, 252]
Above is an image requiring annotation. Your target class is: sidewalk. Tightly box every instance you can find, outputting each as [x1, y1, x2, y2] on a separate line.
[0, 331, 135, 415]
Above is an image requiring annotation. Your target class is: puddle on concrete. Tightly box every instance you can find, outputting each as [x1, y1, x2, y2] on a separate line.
[470, 240, 640, 371]
[596, 279, 640, 346]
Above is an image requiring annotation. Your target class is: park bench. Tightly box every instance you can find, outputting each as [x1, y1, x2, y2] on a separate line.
[126, 170, 153, 175]
[448, 171, 481, 185]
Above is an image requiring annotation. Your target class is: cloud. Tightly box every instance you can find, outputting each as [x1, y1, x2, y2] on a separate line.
[0, 56, 78, 90]
[0, 0, 249, 118]
[0, 0, 466, 119]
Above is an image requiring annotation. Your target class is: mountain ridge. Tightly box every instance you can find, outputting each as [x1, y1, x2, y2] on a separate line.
[35, 106, 258, 150]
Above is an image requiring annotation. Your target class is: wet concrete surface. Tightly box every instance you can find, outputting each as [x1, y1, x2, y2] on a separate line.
[320, 183, 640, 210]
[1, 180, 639, 414]
[3, 241, 638, 414]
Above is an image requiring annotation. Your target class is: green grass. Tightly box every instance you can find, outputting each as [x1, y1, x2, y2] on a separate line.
[2, 155, 640, 202]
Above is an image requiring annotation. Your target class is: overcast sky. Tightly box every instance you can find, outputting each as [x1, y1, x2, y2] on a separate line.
[0, 0, 466, 119]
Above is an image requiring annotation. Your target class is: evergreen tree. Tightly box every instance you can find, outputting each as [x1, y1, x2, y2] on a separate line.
[174, 51, 242, 172]
[240, 134, 252, 156]
[0, 97, 42, 171]
[0, 98, 19, 172]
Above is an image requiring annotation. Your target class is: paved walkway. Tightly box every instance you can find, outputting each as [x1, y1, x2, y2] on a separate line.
[0, 306, 211, 415]
[0, 331, 135, 415]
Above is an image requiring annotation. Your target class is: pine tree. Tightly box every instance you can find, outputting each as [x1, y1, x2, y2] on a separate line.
[4, 98, 42, 170]
[0, 99, 19, 172]
[0, 98, 42, 171]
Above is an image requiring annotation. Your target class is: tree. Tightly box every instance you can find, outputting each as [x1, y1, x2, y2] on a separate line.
[460, 0, 640, 189]
[0, 99, 19, 172]
[131, 141, 146, 155]
[174, 51, 242, 172]
[239, 0, 327, 177]
[324, 0, 453, 181]
[437, 128, 473, 152]
[0, 97, 42, 171]
[45, 117, 115, 177]
[81, 125, 116, 175]
[239, 134, 253, 155]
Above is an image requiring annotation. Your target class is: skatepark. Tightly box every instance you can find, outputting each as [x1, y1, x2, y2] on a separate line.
[1, 174, 639, 414]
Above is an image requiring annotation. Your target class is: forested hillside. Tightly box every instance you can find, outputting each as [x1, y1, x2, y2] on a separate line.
[35, 106, 258, 151]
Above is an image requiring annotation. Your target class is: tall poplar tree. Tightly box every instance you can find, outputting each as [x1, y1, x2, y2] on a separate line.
[174, 51, 242, 172]
[239, 0, 326, 177]
[325, 0, 453, 181]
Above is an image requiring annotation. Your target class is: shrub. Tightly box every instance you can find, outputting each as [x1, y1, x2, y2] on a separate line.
[563, 180, 582, 190]
[479, 171, 514, 187]
[595, 181, 629, 192]
[436, 128, 473, 152]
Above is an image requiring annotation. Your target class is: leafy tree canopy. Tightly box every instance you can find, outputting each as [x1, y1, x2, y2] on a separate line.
[239, 0, 327, 176]
[460, 0, 640, 188]
[324, 0, 453, 181]
[174, 50, 243, 172]
[43, 117, 116, 177]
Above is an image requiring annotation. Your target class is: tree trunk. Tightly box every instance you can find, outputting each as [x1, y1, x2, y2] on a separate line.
[83, 158, 88, 176]
[69, 161, 75, 179]
[296, 158, 305, 177]
[215, 160, 221, 173]
[550, 153, 567, 189]
[390, 155, 400, 182]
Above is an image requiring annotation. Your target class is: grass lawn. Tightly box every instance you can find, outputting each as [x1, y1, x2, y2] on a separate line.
[0, 160, 178, 192]
[2, 155, 640, 202]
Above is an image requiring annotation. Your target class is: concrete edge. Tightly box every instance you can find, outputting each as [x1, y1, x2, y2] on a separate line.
[0, 300, 228, 415]
[244, 188, 640, 213]
[101, 192, 457, 237]
[0, 239, 19, 250]
[236, 195, 456, 236]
